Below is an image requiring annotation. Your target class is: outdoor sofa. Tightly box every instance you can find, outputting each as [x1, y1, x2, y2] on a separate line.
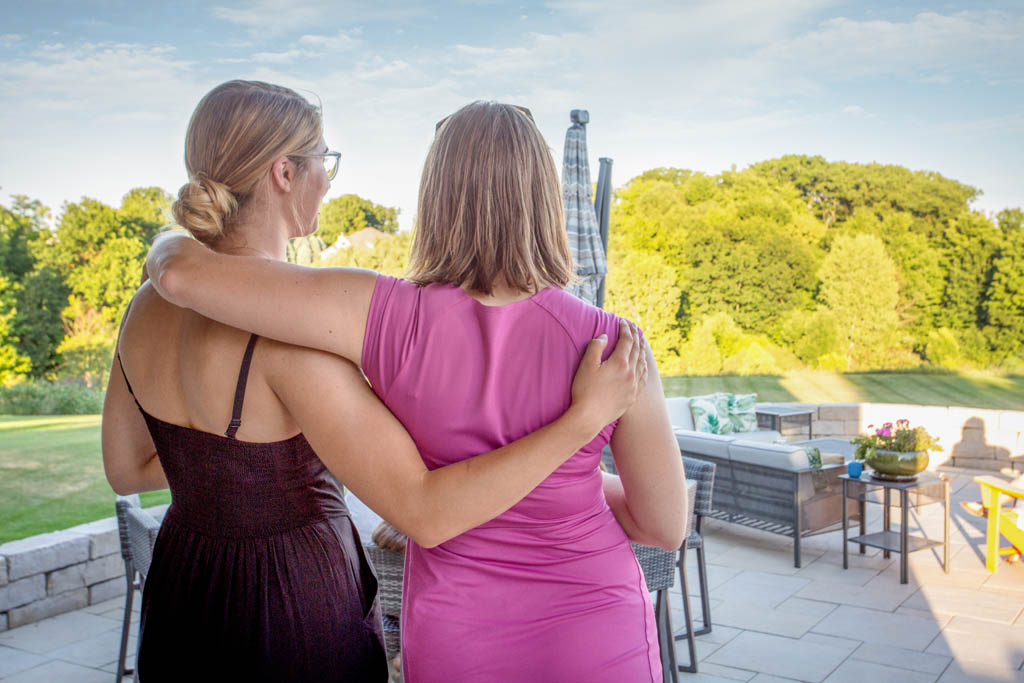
[667, 397, 858, 567]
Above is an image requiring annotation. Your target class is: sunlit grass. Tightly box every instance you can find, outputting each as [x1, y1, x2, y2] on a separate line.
[662, 371, 1024, 410]
[0, 415, 170, 544]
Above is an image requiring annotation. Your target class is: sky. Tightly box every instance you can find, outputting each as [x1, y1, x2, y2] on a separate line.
[2, 0, 1022, 230]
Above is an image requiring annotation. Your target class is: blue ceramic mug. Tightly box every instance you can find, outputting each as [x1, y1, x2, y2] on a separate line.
[847, 460, 863, 478]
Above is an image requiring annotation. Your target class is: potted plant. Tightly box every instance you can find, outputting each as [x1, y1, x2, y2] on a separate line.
[850, 419, 942, 482]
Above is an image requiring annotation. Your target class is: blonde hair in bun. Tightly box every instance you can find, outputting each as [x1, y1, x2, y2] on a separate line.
[172, 80, 323, 244]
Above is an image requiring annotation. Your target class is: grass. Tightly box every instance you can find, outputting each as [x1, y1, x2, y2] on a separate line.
[2, 370, 1023, 544]
[662, 371, 1024, 410]
[0, 415, 170, 544]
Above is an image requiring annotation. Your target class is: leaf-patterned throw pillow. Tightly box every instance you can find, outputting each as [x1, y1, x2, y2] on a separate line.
[691, 392, 733, 434]
[728, 393, 758, 433]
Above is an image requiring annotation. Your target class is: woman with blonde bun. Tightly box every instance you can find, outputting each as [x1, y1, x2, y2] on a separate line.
[104, 82, 648, 682]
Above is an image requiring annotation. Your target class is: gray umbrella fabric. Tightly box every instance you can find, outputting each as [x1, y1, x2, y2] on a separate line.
[562, 110, 607, 307]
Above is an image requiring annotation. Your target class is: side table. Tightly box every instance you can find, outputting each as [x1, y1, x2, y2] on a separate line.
[840, 472, 950, 584]
[756, 406, 814, 440]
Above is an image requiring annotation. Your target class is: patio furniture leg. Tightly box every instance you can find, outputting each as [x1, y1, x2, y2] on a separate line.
[883, 488, 891, 559]
[859, 498, 866, 554]
[694, 544, 712, 636]
[944, 480, 950, 574]
[116, 559, 135, 682]
[654, 590, 678, 683]
[674, 541, 698, 674]
[900, 489, 909, 584]
[792, 486, 802, 568]
[842, 480, 849, 570]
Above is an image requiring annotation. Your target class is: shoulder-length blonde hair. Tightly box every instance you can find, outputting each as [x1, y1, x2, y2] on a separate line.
[406, 101, 572, 295]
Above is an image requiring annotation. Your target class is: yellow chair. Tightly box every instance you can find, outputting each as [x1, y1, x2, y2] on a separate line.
[975, 476, 1024, 572]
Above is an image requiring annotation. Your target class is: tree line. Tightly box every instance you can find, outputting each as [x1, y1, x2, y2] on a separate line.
[2, 154, 1021, 391]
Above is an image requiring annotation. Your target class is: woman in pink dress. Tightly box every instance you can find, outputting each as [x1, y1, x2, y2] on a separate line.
[147, 100, 687, 681]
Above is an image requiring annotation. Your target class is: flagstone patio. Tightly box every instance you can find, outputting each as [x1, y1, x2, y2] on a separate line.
[0, 466, 1021, 682]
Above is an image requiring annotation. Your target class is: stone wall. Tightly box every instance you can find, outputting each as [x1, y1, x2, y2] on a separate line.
[760, 402, 1024, 473]
[0, 504, 167, 631]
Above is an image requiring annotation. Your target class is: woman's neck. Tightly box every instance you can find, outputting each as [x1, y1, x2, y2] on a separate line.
[462, 278, 538, 306]
[213, 217, 291, 261]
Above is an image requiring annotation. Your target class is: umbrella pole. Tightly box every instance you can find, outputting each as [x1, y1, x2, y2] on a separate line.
[595, 157, 613, 309]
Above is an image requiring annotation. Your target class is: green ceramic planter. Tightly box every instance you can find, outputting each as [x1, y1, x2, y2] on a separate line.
[865, 449, 929, 482]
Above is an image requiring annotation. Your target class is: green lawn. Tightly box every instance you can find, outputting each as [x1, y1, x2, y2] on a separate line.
[2, 371, 1022, 544]
[0, 415, 170, 544]
[662, 372, 1024, 410]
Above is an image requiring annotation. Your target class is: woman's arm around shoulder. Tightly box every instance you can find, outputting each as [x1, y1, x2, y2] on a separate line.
[101, 310, 167, 495]
[146, 231, 376, 363]
[265, 320, 647, 547]
[606, 342, 687, 550]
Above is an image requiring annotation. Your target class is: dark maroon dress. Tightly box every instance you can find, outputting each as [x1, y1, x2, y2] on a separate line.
[119, 334, 387, 682]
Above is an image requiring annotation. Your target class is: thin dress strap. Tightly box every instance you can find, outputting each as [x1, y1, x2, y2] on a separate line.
[225, 334, 260, 439]
[116, 352, 143, 412]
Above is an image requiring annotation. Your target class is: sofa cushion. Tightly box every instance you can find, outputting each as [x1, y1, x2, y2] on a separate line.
[675, 430, 735, 459]
[727, 393, 758, 433]
[727, 440, 811, 471]
[734, 429, 783, 442]
[691, 392, 732, 434]
[665, 397, 694, 431]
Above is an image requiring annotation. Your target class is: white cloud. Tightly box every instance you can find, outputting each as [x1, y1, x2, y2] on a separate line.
[298, 29, 363, 51]
[842, 105, 864, 115]
[210, 0, 426, 34]
[0, 34, 22, 47]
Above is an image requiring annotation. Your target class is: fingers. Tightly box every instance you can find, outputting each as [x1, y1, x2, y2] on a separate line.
[581, 334, 609, 370]
[626, 322, 641, 374]
[611, 319, 635, 368]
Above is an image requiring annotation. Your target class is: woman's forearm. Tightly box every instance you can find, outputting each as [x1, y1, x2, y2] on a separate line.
[146, 233, 375, 363]
[409, 408, 600, 547]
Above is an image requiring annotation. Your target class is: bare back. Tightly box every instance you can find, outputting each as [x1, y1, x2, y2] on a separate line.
[117, 282, 299, 443]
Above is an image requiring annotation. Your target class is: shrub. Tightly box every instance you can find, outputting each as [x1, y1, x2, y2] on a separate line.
[0, 381, 104, 415]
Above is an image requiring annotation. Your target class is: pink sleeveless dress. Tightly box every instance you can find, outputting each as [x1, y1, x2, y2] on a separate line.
[362, 277, 660, 682]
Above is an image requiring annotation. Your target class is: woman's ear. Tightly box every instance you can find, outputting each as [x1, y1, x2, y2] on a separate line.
[269, 157, 293, 193]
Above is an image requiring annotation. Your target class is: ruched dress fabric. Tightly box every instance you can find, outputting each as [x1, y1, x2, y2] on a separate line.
[121, 335, 388, 682]
[362, 277, 661, 683]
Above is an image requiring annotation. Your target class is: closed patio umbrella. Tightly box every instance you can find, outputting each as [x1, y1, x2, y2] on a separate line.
[562, 109, 607, 307]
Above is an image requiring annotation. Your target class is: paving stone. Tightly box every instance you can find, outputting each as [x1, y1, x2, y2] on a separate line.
[812, 604, 942, 651]
[850, 642, 951, 675]
[0, 645, 46, 677]
[796, 577, 917, 612]
[0, 531, 90, 580]
[0, 574, 45, 612]
[800, 631, 861, 656]
[937, 661, 1024, 682]
[711, 571, 811, 608]
[1, 555, 7, 586]
[707, 630, 852, 682]
[823, 659, 936, 682]
[0, 609, 119, 654]
[48, 627, 130, 668]
[749, 675, 800, 683]
[712, 600, 826, 638]
[46, 563, 86, 595]
[66, 517, 121, 559]
[2, 659, 112, 683]
[903, 584, 1024, 624]
[817, 405, 860, 422]
[775, 597, 840, 620]
[89, 576, 127, 605]
[793, 555, 882, 586]
[980, 560, 1024, 593]
[84, 553, 124, 586]
[8, 588, 88, 629]
[697, 662, 757, 681]
[812, 420, 847, 436]
[926, 627, 1024, 670]
[1, 612, 6, 631]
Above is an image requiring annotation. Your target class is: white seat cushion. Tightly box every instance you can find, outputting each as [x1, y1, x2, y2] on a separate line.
[675, 430, 735, 459]
[665, 397, 695, 431]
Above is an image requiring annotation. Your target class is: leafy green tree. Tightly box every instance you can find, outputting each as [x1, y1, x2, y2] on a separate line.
[603, 249, 684, 373]
[817, 234, 911, 369]
[321, 231, 412, 276]
[983, 219, 1024, 359]
[938, 211, 1002, 333]
[13, 266, 68, 378]
[56, 296, 115, 389]
[287, 235, 326, 265]
[318, 194, 399, 246]
[0, 196, 49, 281]
[0, 275, 31, 385]
[120, 186, 173, 237]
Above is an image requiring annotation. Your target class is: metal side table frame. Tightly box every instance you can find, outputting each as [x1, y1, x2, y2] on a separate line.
[840, 472, 950, 584]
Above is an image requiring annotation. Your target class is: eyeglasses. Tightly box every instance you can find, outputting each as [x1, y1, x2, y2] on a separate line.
[294, 151, 341, 181]
[435, 105, 533, 132]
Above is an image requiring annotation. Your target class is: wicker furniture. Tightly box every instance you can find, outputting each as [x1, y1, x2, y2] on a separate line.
[675, 456, 715, 650]
[115, 495, 162, 683]
[677, 435, 858, 568]
[364, 542, 405, 658]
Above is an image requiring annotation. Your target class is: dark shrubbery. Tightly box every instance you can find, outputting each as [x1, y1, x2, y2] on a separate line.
[0, 381, 104, 415]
